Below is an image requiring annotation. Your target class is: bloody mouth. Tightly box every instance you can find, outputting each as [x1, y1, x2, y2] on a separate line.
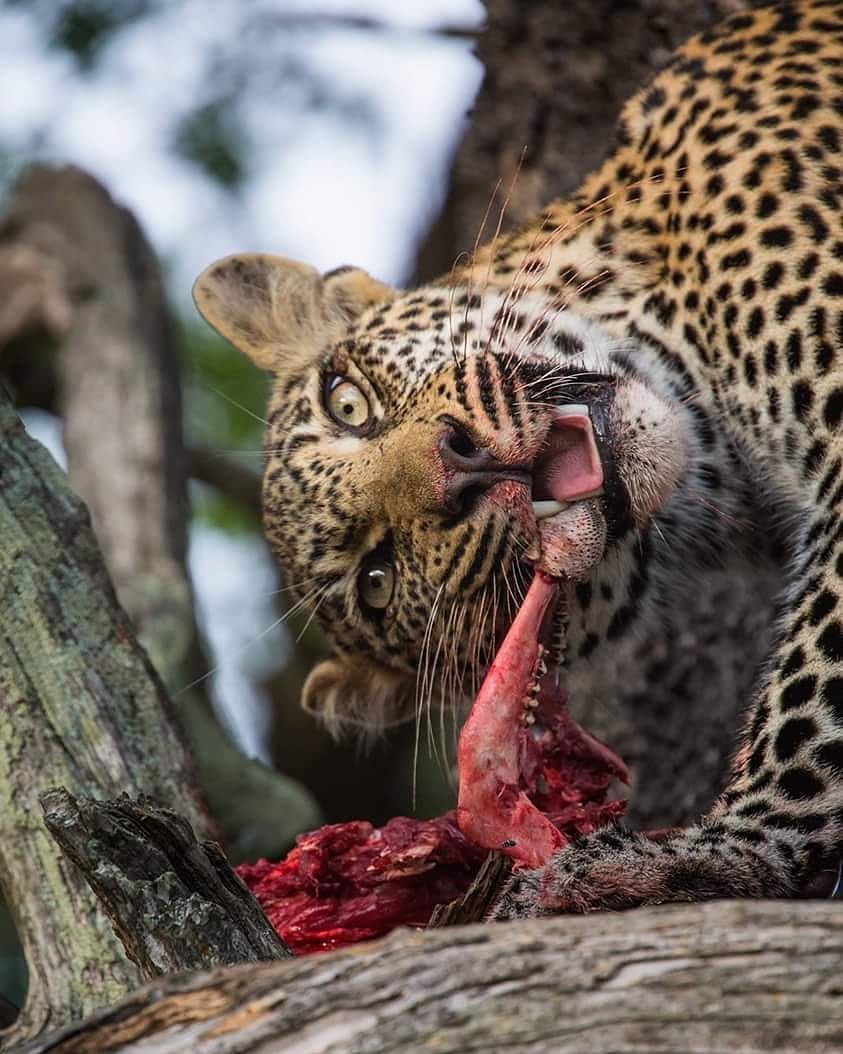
[238, 405, 627, 952]
[456, 404, 624, 868]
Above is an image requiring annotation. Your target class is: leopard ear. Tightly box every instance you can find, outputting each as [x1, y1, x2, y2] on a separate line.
[192, 253, 396, 373]
[302, 654, 415, 736]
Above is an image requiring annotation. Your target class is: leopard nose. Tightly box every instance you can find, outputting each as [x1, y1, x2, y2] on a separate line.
[438, 417, 530, 515]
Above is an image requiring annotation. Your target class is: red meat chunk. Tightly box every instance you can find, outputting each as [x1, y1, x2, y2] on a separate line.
[237, 815, 485, 955]
[240, 564, 628, 954]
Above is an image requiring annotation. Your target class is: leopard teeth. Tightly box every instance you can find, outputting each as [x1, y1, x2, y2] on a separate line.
[532, 500, 567, 520]
[531, 489, 604, 522]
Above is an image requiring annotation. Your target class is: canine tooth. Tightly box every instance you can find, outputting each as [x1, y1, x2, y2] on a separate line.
[555, 403, 590, 417]
[523, 712, 536, 726]
[532, 500, 567, 520]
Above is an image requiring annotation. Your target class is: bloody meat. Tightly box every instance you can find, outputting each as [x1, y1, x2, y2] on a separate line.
[238, 571, 626, 955]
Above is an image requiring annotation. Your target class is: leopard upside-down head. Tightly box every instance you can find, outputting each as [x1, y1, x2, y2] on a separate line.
[193, 252, 686, 732]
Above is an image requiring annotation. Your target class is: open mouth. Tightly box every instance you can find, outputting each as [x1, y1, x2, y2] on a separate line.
[530, 403, 605, 523]
[457, 402, 627, 870]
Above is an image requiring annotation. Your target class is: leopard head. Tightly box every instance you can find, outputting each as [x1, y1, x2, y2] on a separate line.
[193, 253, 686, 734]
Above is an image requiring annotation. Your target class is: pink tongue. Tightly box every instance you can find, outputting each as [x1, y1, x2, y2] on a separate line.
[536, 410, 604, 502]
[456, 572, 567, 869]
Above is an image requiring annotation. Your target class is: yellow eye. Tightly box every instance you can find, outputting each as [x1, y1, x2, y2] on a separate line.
[359, 560, 394, 611]
[327, 378, 370, 430]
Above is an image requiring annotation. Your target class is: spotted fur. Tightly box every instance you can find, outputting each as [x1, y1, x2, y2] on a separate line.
[195, 0, 843, 915]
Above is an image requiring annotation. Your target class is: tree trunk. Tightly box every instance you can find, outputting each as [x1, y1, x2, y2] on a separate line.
[0, 165, 320, 867]
[0, 385, 209, 1046]
[40, 790, 289, 975]
[21, 900, 843, 1054]
[415, 0, 755, 282]
[0, 165, 194, 686]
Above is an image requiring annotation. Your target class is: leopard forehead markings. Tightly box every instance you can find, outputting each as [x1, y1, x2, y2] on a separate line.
[196, 0, 843, 912]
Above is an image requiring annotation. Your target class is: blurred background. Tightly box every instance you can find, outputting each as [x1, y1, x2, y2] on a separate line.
[0, 0, 756, 1013]
[2, 0, 484, 835]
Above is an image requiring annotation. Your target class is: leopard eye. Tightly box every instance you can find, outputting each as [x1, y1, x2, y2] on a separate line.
[326, 376, 370, 430]
[359, 559, 394, 611]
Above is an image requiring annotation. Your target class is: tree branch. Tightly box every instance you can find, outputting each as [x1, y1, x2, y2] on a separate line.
[256, 12, 480, 40]
[21, 899, 843, 1053]
[0, 165, 194, 688]
[0, 165, 321, 869]
[40, 790, 289, 976]
[187, 446, 262, 512]
[0, 385, 209, 1046]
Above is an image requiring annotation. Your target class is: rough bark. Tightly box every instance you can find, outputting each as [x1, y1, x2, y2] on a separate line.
[40, 790, 289, 975]
[0, 165, 320, 866]
[428, 852, 510, 928]
[18, 900, 843, 1054]
[415, 0, 755, 282]
[0, 165, 190, 684]
[0, 386, 209, 1045]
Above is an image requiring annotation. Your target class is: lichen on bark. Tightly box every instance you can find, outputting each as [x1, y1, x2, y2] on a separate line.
[0, 386, 208, 1044]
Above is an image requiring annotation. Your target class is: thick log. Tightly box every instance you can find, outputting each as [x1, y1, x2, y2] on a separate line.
[40, 790, 289, 975]
[0, 165, 191, 683]
[0, 387, 209, 1044]
[0, 165, 320, 866]
[19, 899, 843, 1054]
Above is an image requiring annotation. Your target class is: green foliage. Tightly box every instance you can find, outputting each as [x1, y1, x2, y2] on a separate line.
[178, 315, 266, 533]
[5, 0, 160, 71]
[179, 316, 267, 445]
[190, 483, 260, 534]
[52, 0, 152, 68]
[172, 96, 249, 191]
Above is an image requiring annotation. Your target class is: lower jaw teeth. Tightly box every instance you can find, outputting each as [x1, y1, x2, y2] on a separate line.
[530, 487, 604, 522]
[532, 499, 567, 520]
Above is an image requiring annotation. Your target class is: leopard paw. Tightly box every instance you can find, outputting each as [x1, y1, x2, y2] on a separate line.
[488, 825, 784, 920]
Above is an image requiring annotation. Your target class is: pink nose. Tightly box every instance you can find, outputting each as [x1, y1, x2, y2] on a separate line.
[437, 417, 530, 516]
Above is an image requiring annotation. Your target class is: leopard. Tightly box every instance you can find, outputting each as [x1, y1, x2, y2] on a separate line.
[194, 0, 843, 918]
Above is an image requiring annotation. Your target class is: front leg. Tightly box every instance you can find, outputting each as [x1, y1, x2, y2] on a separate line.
[491, 823, 793, 920]
[493, 495, 843, 919]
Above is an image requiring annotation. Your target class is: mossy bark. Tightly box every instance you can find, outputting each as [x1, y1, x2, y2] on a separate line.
[40, 790, 289, 975]
[0, 165, 320, 868]
[0, 388, 209, 1045]
[21, 900, 843, 1054]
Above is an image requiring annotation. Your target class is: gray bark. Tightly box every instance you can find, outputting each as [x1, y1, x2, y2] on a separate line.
[19, 900, 843, 1054]
[0, 164, 320, 866]
[0, 165, 190, 681]
[40, 790, 289, 975]
[415, 0, 755, 282]
[0, 386, 209, 1046]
